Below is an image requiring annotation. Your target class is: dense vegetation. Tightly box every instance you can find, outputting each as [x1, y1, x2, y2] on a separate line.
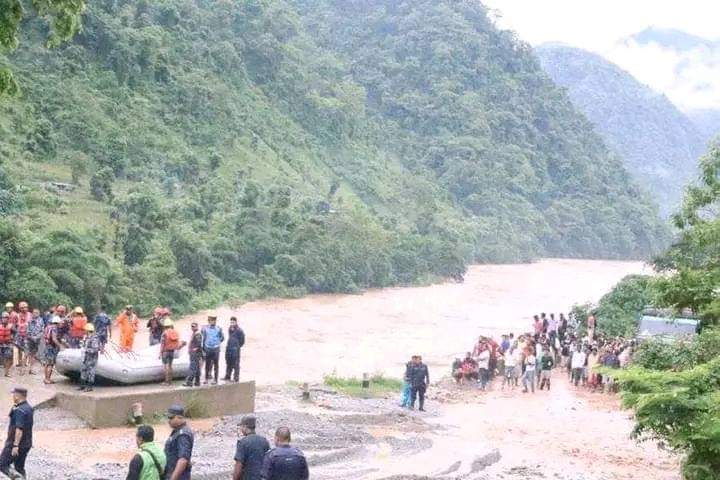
[0, 0, 668, 314]
[592, 143, 720, 480]
[537, 44, 708, 216]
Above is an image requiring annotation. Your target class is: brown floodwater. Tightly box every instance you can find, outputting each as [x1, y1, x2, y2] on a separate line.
[178, 258, 649, 384]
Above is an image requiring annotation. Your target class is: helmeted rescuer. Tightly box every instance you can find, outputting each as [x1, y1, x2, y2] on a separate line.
[116, 305, 139, 352]
[164, 405, 194, 480]
[0, 313, 15, 377]
[4, 303, 17, 325]
[68, 306, 88, 348]
[126, 425, 166, 480]
[0, 387, 33, 479]
[79, 323, 101, 392]
[160, 318, 184, 386]
[43, 316, 63, 384]
[14, 302, 31, 370]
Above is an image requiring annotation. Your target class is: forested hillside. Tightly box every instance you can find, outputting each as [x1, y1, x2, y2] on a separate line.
[0, 0, 668, 313]
[536, 44, 707, 216]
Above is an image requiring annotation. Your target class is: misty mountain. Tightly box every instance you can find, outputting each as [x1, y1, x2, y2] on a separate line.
[537, 44, 707, 216]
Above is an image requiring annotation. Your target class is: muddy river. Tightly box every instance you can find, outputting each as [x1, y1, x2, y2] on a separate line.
[182, 258, 649, 384]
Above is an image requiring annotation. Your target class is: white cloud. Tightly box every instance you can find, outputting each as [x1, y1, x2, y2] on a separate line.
[482, 0, 720, 110]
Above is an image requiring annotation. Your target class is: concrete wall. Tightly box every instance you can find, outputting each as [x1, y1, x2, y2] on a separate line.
[55, 382, 255, 428]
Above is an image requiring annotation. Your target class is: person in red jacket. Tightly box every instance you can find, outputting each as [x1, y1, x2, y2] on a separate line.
[68, 307, 88, 348]
[0, 313, 15, 377]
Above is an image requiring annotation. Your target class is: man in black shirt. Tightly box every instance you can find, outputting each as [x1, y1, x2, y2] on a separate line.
[164, 405, 194, 480]
[224, 317, 246, 383]
[261, 427, 308, 480]
[233, 416, 270, 480]
[0, 387, 33, 479]
[409, 355, 430, 411]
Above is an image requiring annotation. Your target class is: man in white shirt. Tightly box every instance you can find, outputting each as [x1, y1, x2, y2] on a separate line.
[570, 344, 586, 387]
[522, 352, 536, 393]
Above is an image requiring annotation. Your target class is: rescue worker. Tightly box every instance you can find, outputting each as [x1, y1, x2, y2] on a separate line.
[79, 323, 101, 392]
[159, 319, 184, 386]
[14, 302, 31, 372]
[116, 305, 139, 352]
[183, 322, 203, 387]
[224, 316, 245, 383]
[26, 309, 44, 376]
[164, 405, 194, 480]
[0, 387, 33, 479]
[233, 416, 270, 480]
[3, 303, 17, 325]
[147, 307, 164, 346]
[92, 305, 112, 348]
[55, 305, 69, 345]
[260, 427, 309, 480]
[43, 316, 63, 384]
[68, 306, 87, 348]
[126, 425, 166, 480]
[201, 315, 224, 385]
[0, 313, 15, 378]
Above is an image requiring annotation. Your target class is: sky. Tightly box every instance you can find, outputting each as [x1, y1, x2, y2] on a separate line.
[481, 0, 720, 111]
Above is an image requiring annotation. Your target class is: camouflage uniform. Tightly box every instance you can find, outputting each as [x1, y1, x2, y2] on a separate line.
[80, 333, 101, 386]
[184, 331, 203, 387]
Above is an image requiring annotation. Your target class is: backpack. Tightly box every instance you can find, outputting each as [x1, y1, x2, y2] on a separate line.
[163, 329, 180, 351]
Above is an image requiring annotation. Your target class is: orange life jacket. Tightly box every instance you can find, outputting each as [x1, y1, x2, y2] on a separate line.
[0, 324, 13, 344]
[70, 314, 87, 338]
[162, 329, 180, 351]
[16, 320, 27, 338]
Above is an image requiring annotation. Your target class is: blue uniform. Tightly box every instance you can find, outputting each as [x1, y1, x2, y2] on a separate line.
[164, 424, 193, 480]
[260, 445, 309, 480]
[0, 400, 33, 477]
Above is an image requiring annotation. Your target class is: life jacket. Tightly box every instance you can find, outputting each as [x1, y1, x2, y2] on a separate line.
[0, 324, 13, 344]
[163, 329, 180, 351]
[70, 314, 87, 338]
[16, 319, 27, 338]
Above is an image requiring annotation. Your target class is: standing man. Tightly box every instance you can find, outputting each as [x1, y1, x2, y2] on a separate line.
[233, 416, 270, 480]
[201, 316, 224, 385]
[183, 322, 203, 387]
[539, 345, 554, 390]
[260, 427, 308, 480]
[571, 344, 586, 387]
[224, 317, 245, 383]
[164, 405, 194, 480]
[25, 309, 44, 376]
[4, 304, 17, 325]
[43, 316, 63, 385]
[79, 323, 101, 392]
[14, 302, 31, 370]
[147, 308, 164, 346]
[116, 305, 139, 352]
[159, 319, 184, 386]
[68, 307, 88, 348]
[92, 306, 112, 349]
[409, 355, 429, 411]
[0, 313, 15, 378]
[0, 387, 33, 479]
[126, 425, 166, 480]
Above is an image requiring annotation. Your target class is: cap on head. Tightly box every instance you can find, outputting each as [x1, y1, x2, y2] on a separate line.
[84, 323, 95, 332]
[207, 315, 217, 322]
[73, 306, 84, 315]
[125, 305, 133, 310]
[163, 318, 174, 328]
[167, 404, 185, 418]
[11, 387, 27, 397]
[5, 302, 13, 309]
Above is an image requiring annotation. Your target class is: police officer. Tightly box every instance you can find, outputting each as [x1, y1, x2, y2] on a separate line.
[409, 355, 430, 411]
[79, 323, 101, 392]
[260, 427, 309, 480]
[0, 387, 33, 479]
[164, 405, 194, 480]
[224, 317, 245, 383]
[183, 322, 203, 387]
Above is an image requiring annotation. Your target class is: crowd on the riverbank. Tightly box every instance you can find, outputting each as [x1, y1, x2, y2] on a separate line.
[446, 312, 635, 395]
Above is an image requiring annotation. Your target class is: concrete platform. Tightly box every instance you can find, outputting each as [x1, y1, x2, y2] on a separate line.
[53, 381, 255, 428]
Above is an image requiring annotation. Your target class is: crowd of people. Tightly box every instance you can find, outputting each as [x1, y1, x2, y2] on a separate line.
[0, 301, 247, 392]
[449, 312, 636, 394]
[0, 387, 309, 480]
